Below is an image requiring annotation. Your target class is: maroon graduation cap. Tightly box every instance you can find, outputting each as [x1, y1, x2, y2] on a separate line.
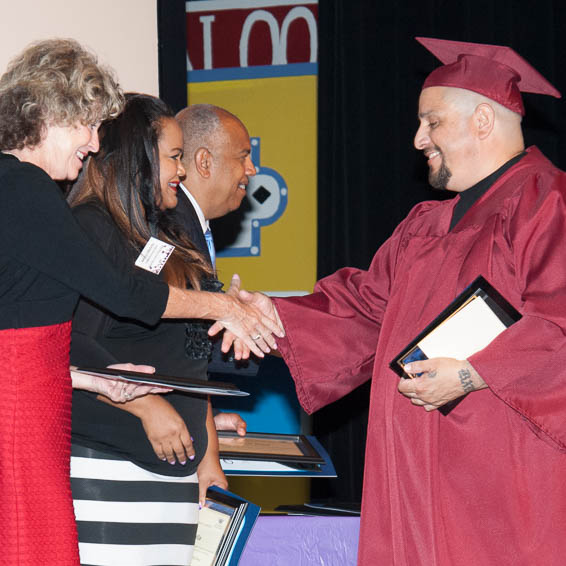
[416, 37, 561, 115]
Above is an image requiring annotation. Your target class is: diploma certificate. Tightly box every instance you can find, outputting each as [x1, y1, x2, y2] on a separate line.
[389, 275, 522, 414]
[190, 487, 260, 566]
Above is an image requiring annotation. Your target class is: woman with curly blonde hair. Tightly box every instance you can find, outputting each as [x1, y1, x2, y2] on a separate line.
[0, 39, 281, 565]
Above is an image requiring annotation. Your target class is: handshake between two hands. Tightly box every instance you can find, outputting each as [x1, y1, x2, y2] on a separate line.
[71, 275, 284, 402]
[208, 273, 284, 361]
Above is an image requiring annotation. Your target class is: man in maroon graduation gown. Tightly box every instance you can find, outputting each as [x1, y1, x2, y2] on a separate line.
[236, 38, 566, 564]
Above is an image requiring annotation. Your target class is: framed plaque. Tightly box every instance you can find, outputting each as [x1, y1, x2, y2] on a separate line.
[218, 432, 325, 465]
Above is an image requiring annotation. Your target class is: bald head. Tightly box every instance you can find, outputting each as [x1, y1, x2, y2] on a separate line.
[414, 86, 525, 192]
[442, 87, 523, 128]
[176, 104, 240, 161]
[175, 104, 256, 219]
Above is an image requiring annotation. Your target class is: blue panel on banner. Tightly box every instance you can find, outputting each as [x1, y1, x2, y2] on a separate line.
[188, 62, 318, 82]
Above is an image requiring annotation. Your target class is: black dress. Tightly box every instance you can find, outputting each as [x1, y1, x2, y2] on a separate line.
[69, 201, 214, 564]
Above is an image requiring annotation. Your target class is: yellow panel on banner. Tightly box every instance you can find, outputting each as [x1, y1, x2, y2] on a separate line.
[188, 74, 317, 293]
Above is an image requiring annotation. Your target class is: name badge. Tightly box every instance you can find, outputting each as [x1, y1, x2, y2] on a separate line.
[134, 237, 175, 274]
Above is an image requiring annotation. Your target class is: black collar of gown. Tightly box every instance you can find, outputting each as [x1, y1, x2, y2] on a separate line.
[450, 151, 526, 231]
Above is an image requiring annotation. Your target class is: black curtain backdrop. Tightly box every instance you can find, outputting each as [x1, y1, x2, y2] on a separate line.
[160, 0, 566, 506]
[157, 0, 187, 112]
[312, 0, 566, 504]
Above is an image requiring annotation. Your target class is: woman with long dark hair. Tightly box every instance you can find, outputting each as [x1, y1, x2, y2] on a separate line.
[68, 94, 228, 565]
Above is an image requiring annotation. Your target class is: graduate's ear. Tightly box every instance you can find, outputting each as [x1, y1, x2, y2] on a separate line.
[194, 147, 212, 178]
[473, 103, 495, 140]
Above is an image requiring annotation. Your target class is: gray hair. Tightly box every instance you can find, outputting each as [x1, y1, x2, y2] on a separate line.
[176, 104, 243, 161]
[0, 38, 123, 150]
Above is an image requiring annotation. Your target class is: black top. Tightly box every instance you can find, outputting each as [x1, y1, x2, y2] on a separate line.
[70, 203, 209, 476]
[0, 152, 168, 329]
[450, 152, 526, 231]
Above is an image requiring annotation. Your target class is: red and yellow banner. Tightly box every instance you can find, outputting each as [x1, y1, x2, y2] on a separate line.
[186, 0, 318, 294]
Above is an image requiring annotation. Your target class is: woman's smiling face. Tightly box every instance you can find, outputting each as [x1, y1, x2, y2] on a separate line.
[38, 121, 100, 181]
[157, 117, 185, 210]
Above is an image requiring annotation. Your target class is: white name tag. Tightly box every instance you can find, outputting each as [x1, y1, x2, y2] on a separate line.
[134, 237, 175, 274]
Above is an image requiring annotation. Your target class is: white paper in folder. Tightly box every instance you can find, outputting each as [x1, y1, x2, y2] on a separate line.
[418, 295, 507, 360]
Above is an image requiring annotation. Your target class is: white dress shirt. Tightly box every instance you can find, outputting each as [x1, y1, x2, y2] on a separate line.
[179, 183, 209, 235]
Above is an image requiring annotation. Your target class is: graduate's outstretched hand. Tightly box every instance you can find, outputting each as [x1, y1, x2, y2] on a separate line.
[398, 358, 487, 411]
[238, 288, 282, 331]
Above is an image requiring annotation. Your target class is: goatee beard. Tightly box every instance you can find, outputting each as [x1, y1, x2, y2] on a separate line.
[428, 154, 451, 191]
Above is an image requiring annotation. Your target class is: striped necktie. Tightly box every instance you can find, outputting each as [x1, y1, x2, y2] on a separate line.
[204, 228, 216, 270]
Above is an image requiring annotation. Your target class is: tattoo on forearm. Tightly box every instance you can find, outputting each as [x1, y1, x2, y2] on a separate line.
[427, 370, 437, 378]
[458, 368, 475, 393]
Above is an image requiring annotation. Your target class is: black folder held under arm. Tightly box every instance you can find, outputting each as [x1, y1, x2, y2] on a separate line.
[389, 275, 522, 415]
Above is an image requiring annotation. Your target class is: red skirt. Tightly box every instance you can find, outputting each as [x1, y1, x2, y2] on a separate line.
[0, 321, 79, 566]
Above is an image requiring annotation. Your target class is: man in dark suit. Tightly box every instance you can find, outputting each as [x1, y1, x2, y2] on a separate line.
[175, 104, 258, 434]
[175, 104, 256, 252]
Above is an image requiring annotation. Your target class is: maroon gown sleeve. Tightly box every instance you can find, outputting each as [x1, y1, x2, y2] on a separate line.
[469, 167, 566, 451]
[274, 216, 408, 414]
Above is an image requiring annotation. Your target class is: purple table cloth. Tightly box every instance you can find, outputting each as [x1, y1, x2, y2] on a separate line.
[239, 515, 360, 566]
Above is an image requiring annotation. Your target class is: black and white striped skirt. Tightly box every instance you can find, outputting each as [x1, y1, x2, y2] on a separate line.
[70, 445, 199, 566]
